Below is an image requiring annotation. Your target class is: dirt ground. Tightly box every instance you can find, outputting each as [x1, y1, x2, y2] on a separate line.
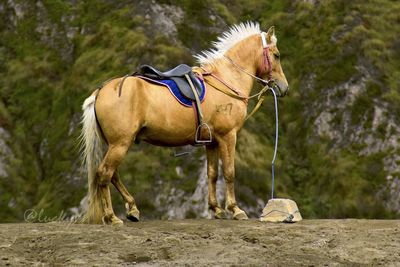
[0, 219, 399, 266]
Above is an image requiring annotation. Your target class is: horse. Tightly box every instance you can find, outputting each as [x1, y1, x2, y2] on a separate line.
[80, 22, 289, 225]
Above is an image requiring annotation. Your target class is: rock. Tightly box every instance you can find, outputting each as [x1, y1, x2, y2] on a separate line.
[260, 198, 302, 223]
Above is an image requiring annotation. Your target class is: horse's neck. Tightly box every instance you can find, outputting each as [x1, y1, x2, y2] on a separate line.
[205, 39, 260, 97]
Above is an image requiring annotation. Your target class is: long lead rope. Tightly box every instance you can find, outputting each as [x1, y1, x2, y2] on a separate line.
[270, 87, 278, 199]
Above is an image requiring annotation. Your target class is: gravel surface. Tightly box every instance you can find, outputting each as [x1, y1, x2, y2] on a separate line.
[0, 219, 399, 266]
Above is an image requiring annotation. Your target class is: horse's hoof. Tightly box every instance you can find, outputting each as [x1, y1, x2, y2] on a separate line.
[102, 215, 124, 225]
[108, 215, 124, 226]
[127, 213, 139, 222]
[215, 210, 227, 219]
[126, 203, 140, 222]
[233, 210, 248, 220]
[111, 218, 124, 226]
[126, 210, 140, 222]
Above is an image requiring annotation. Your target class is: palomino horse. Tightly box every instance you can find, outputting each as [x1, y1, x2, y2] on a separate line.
[81, 22, 288, 225]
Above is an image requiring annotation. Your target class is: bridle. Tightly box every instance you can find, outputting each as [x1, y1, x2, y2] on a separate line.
[223, 31, 273, 86]
[260, 31, 273, 82]
[196, 31, 277, 120]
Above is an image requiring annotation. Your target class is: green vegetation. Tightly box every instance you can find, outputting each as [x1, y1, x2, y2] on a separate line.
[0, 0, 399, 221]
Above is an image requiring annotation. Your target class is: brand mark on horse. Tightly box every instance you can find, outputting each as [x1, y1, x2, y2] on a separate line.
[216, 103, 233, 115]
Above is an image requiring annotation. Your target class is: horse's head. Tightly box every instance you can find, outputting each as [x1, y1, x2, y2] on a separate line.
[257, 27, 289, 97]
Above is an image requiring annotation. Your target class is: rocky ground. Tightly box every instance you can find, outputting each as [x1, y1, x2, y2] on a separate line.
[0, 219, 399, 266]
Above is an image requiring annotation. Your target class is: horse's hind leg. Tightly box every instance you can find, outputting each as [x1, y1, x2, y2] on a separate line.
[206, 146, 226, 219]
[218, 131, 248, 220]
[97, 143, 130, 225]
[111, 172, 140, 222]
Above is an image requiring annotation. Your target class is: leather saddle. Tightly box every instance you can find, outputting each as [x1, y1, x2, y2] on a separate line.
[136, 64, 203, 101]
[133, 64, 212, 146]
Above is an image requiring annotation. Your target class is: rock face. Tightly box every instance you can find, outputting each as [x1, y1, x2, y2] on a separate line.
[0, 128, 11, 178]
[144, 2, 184, 39]
[156, 159, 216, 219]
[155, 158, 265, 219]
[310, 64, 400, 214]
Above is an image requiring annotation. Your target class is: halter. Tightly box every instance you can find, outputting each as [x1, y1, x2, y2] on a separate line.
[222, 32, 273, 86]
[260, 32, 273, 81]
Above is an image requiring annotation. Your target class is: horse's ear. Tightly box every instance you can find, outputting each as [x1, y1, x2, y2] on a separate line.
[266, 26, 275, 36]
[266, 26, 277, 45]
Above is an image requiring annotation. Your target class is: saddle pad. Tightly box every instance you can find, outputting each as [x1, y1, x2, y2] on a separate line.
[137, 76, 206, 107]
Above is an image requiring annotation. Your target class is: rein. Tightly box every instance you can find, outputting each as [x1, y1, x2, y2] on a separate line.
[269, 87, 278, 199]
[222, 54, 271, 86]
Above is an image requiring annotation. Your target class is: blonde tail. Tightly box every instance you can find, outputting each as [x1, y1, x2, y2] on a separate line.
[80, 90, 105, 224]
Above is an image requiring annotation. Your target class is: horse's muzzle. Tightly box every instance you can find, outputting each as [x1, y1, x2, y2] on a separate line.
[274, 80, 289, 97]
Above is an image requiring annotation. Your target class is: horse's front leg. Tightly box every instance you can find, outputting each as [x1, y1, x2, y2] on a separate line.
[218, 131, 248, 220]
[206, 145, 226, 219]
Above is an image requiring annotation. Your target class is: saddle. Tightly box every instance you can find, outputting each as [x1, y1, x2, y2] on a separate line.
[136, 64, 204, 101]
[134, 64, 211, 145]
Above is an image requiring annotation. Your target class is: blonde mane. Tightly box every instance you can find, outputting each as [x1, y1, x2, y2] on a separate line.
[195, 22, 276, 65]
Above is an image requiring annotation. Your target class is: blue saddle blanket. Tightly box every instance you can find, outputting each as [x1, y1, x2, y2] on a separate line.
[138, 76, 206, 107]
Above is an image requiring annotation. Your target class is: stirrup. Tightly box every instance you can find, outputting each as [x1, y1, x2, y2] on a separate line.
[195, 123, 212, 145]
